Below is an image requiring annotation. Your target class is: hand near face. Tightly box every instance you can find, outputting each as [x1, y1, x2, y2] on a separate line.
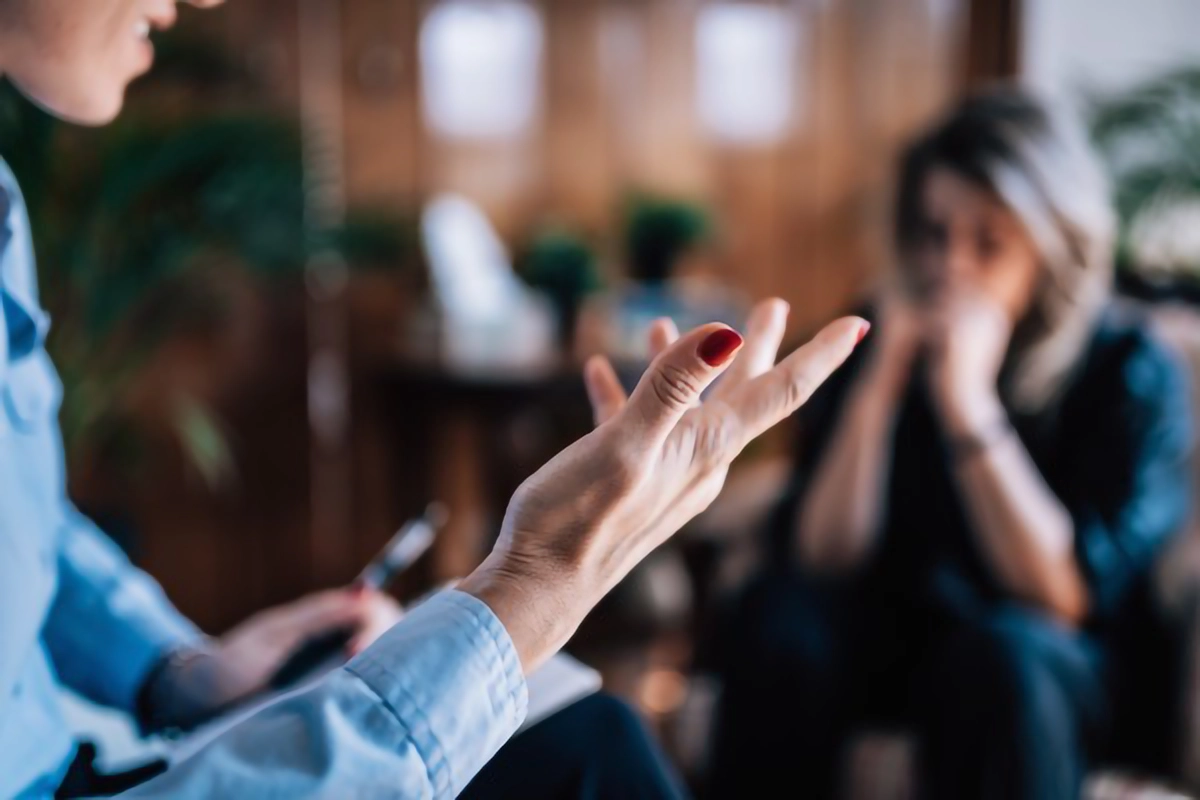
[924, 288, 1012, 431]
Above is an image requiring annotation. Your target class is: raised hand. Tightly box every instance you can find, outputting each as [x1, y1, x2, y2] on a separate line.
[924, 287, 1012, 436]
[460, 302, 867, 672]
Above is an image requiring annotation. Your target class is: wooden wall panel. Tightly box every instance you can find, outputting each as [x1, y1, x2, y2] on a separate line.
[211, 0, 969, 332]
[341, 0, 422, 211]
[964, 0, 1022, 88]
[217, 0, 302, 109]
[207, 0, 970, 326]
[541, 0, 613, 228]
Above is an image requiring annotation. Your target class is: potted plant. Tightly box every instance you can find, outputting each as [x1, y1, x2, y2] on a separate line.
[1091, 67, 1200, 303]
[0, 29, 415, 491]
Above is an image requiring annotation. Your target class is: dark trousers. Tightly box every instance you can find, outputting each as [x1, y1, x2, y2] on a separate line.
[706, 571, 1171, 800]
[462, 692, 688, 800]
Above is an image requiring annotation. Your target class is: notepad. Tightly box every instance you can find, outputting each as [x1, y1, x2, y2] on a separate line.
[520, 653, 603, 731]
[168, 650, 601, 764]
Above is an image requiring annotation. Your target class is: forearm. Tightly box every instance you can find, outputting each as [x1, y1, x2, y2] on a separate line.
[947, 398, 1088, 622]
[797, 367, 903, 570]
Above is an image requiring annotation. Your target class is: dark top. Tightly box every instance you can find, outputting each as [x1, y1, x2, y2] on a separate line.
[770, 305, 1195, 631]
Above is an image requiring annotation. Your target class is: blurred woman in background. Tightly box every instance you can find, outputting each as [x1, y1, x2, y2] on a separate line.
[709, 89, 1194, 799]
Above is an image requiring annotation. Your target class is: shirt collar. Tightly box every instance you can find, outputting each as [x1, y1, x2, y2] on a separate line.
[0, 161, 47, 366]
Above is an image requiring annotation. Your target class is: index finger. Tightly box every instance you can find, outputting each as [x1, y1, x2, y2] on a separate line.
[726, 317, 868, 446]
[711, 298, 789, 402]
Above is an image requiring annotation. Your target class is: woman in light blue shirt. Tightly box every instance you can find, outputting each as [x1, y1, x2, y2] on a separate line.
[0, 1, 867, 797]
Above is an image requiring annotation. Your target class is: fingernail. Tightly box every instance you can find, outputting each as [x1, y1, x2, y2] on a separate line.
[350, 581, 367, 597]
[855, 321, 872, 345]
[698, 328, 744, 367]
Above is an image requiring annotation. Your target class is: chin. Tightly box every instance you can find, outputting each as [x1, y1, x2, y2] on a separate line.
[9, 67, 129, 127]
[31, 87, 125, 127]
[63, 85, 128, 126]
[76, 100, 125, 127]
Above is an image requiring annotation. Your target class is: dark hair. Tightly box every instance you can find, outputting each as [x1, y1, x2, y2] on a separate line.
[896, 92, 1048, 257]
[893, 87, 1115, 411]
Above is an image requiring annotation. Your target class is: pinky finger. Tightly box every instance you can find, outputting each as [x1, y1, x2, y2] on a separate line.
[728, 316, 867, 446]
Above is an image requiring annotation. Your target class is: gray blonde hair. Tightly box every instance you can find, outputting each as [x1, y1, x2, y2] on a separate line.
[895, 88, 1116, 414]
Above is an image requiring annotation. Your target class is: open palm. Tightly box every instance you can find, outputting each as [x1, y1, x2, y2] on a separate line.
[467, 299, 866, 670]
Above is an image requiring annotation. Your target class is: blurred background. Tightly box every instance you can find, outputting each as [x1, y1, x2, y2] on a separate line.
[4, 0, 1200, 795]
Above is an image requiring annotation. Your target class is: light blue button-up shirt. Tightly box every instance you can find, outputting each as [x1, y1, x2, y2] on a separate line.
[0, 159, 528, 798]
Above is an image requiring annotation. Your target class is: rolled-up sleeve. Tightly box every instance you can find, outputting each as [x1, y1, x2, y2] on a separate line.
[1067, 332, 1194, 620]
[122, 590, 528, 799]
[42, 507, 202, 713]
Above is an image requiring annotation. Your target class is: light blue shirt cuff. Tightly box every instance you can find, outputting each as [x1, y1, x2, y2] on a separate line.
[99, 596, 202, 714]
[46, 517, 203, 712]
[345, 589, 528, 796]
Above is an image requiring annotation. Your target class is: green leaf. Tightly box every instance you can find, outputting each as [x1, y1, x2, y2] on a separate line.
[171, 397, 235, 490]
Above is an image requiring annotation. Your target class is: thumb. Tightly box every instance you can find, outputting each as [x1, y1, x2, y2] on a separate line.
[624, 323, 743, 439]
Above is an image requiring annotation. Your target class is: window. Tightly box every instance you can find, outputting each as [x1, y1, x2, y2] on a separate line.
[420, 1, 544, 140]
[695, 3, 800, 146]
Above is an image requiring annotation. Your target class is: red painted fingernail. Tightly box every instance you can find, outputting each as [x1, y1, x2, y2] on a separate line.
[350, 581, 367, 597]
[856, 321, 872, 344]
[698, 329, 744, 367]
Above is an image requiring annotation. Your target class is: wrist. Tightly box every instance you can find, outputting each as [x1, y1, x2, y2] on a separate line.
[945, 415, 1014, 464]
[940, 387, 1005, 440]
[458, 553, 589, 674]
